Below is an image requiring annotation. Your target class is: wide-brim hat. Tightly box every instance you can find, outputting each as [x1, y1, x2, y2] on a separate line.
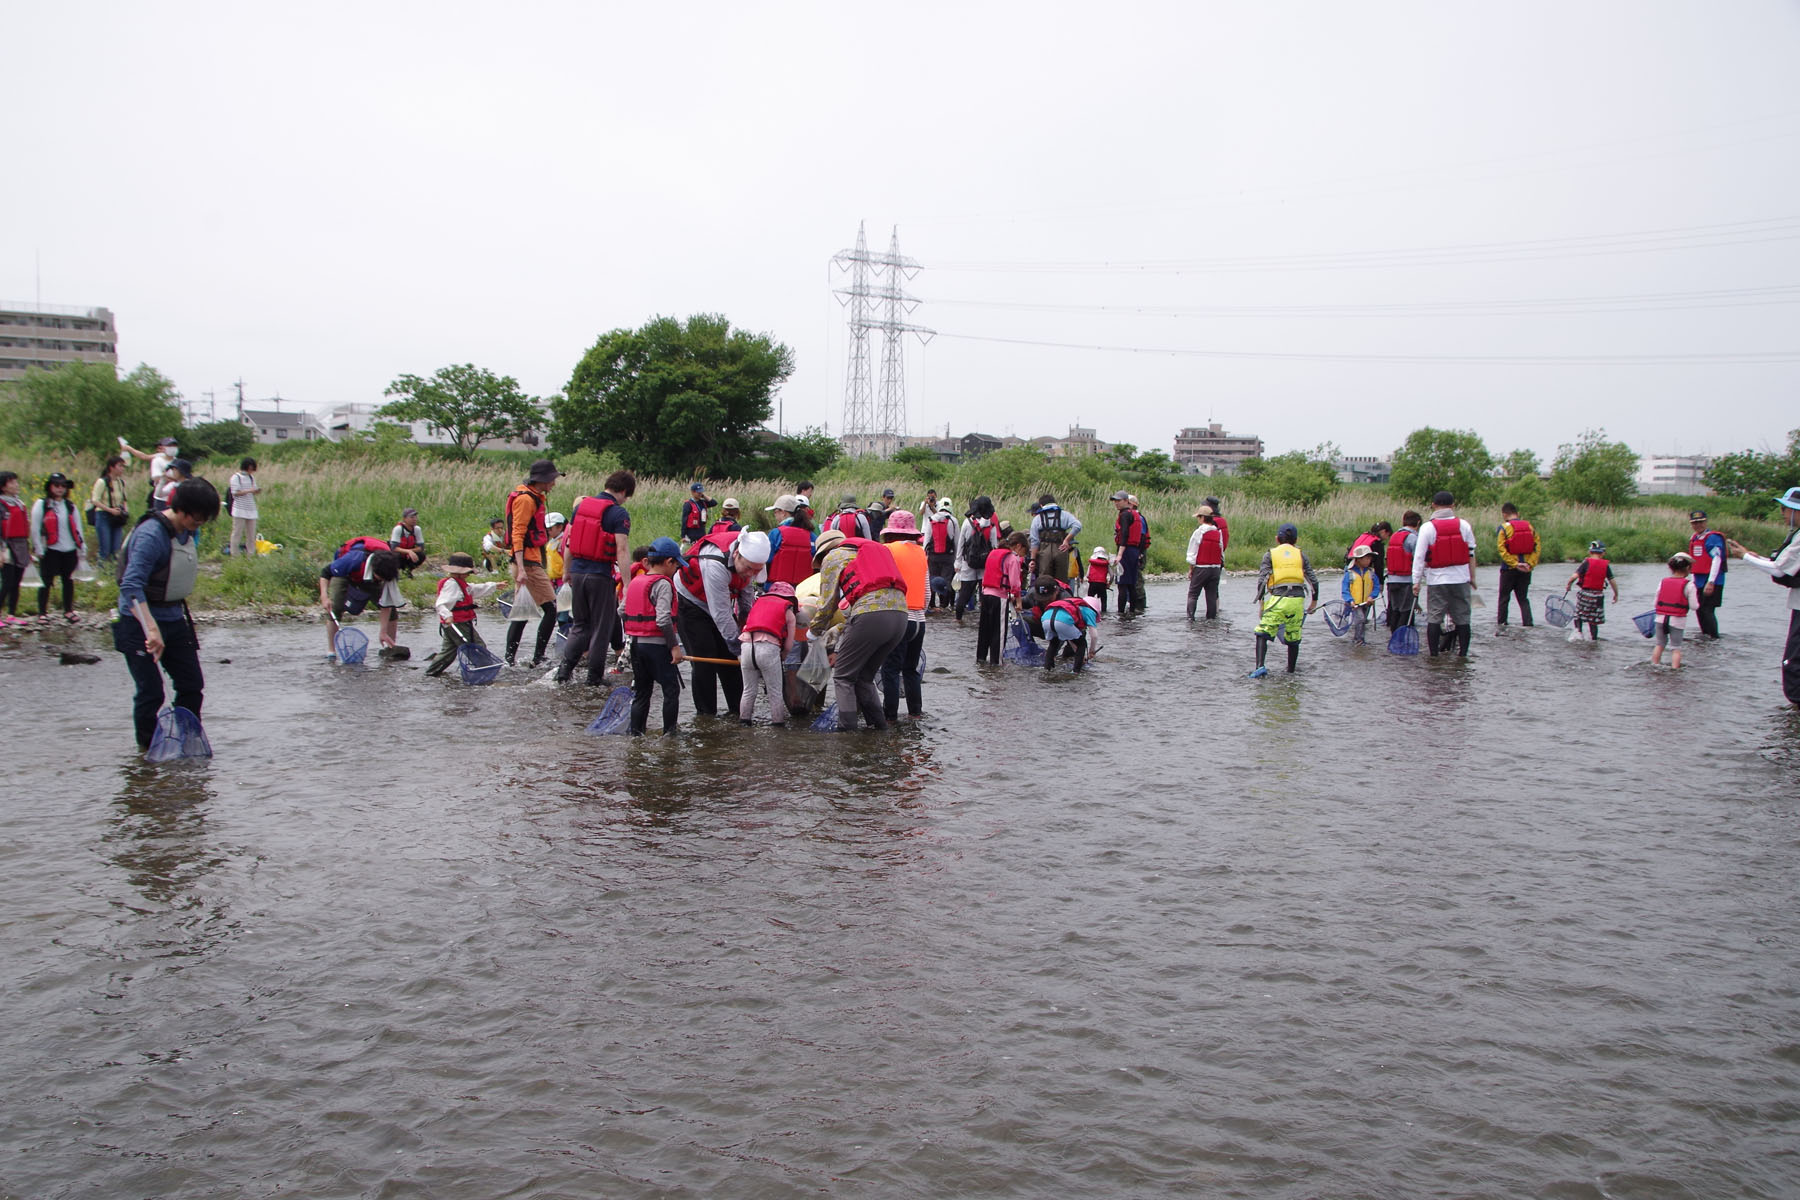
[813, 528, 847, 560]
[526, 459, 562, 484]
[445, 552, 477, 574]
[1350, 543, 1374, 557]
[880, 510, 924, 539]
[1779, 486, 1800, 511]
[1089, 547, 1110, 560]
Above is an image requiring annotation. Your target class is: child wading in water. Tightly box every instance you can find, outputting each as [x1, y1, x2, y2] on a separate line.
[1250, 523, 1319, 677]
[739, 580, 799, 725]
[1341, 543, 1383, 644]
[1564, 541, 1619, 640]
[622, 537, 688, 736]
[424, 553, 502, 677]
[977, 530, 1027, 665]
[1086, 546, 1114, 613]
[1650, 553, 1700, 669]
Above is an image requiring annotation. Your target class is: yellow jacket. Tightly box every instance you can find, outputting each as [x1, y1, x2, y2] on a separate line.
[1495, 519, 1541, 570]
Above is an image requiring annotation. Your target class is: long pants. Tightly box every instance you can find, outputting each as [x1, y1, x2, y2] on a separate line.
[1034, 547, 1070, 588]
[738, 639, 789, 724]
[1497, 566, 1534, 625]
[1387, 582, 1416, 629]
[229, 516, 258, 559]
[1119, 545, 1145, 612]
[557, 568, 618, 683]
[1349, 602, 1373, 644]
[977, 594, 1005, 664]
[95, 511, 126, 562]
[831, 608, 908, 731]
[1783, 610, 1800, 706]
[1087, 581, 1110, 612]
[676, 599, 742, 716]
[926, 554, 956, 608]
[1696, 588, 1722, 638]
[881, 618, 926, 719]
[505, 608, 557, 664]
[1, 559, 23, 615]
[956, 578, 981, 620]
[38, 547, 78, 615]
[628, 640, 682, 735]
[1186, 565, 1221, 619]
[114, 613, 203, 749]
[424, 621, 483, 677]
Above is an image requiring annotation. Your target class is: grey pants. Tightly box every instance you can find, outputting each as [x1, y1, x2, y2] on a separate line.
[1185, 565, 1221, 619]
[738, 639, 789, 724]
[1424, 582, 1472, 631]
[831, 607, 909, 731]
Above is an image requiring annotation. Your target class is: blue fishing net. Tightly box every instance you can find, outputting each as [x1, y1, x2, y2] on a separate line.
[810, 702, 841, 731]
[1321, 601, 1350, 637]
[585, 685, 632, 735]
[334, 626, 369, 665]
[457, 642, 504, 685]
[496, 589, 514, 619]
[1388, 623, 1419, 656]
[144, 706, 213, 762]
[1632, 611, 1657, 638]
[1543, 594, 1575, 628]
[1003, 615, 1044, 665]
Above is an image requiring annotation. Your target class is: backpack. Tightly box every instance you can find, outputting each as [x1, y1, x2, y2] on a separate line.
[966, 519, 997, 569]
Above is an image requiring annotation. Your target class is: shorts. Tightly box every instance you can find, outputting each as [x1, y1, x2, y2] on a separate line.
[1257, 593, 1306, 643]
[519, 559, 556, 607]
[329, 574, 404, 619]
[1654, 620, 1685, 649]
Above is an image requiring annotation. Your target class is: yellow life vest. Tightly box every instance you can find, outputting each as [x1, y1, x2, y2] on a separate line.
[1269, 543, 1304, 588]
[1346, 566, 1376, 606]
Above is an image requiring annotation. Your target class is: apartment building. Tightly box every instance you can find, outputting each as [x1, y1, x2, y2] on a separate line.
[0, 303, 118, 381]
[1172, 423, 1264, 474]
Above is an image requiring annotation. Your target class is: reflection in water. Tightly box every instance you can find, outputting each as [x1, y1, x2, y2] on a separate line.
[105, 760, 223, 908]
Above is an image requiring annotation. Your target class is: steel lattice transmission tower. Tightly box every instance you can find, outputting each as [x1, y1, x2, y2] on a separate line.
[833, 222, 933, 458]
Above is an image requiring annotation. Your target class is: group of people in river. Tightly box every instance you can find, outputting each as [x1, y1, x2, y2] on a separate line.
[10, 446, 1800, 750]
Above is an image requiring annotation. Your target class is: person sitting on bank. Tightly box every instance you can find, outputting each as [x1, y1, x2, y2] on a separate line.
[389, 507, 425, 573]
[114, 479, 220, 750]
[319, 536, 406, 655]
[423, 552, 503, 677]
[1341, 542, 1383, 645]
[481, 516, 507, 573]
[1250, 522, 1319, 678]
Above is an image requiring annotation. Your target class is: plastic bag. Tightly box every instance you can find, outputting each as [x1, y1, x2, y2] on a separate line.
[797, 638, 830, 690]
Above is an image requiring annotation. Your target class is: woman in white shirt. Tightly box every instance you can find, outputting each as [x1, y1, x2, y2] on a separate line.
[227, 456, 260, 557]
[1728, 485, 1800, 707]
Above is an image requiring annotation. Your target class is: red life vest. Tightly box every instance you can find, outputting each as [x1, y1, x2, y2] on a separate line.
[982, 546, 1013, 590]
[1424, 518, 1469, 568]
[1, 498, 26, 540]
[1192, 526, 1224, 567]
[767, 526, 815, 587]
[1116, 510, 1147, 548]
[742, 591, 795, 639]
[1348, 532, 1378, 561]
[1655, 575, 1691, 617]
[393, 526, 420, 551]
[336, 535, 391, 558]
[565, 494, 620, 564]
[40, 500, 83, 549]
[1086, 559, 1110, 584]
[927, 515, 953, 554]
[709, 519, 741, 535]
[1502, 518, 1536, 557]
[677, 530, 744, 605]
[837, 537, 904, 606]
[1387, 529, 1414, 576]
[830, 510, 863, 538]
[442, 576, 478, 624]
[506, 486, 549, 551]
[1688, 530, 1726, 580]
[1215, 514, 1230, 548]
[680, 498, 708, 535]
[1577, 556, 1610, 590]
[1045, 597, 1087, 625]
[965, 518, 1000, 566]
[622, 571, 672, 638]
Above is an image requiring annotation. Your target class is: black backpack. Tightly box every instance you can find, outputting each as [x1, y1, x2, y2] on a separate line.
[966, 519, 996, 569]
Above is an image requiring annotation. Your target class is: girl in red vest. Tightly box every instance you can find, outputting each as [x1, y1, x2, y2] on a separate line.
[0, 471, 29, 624]
[978, 531, 1028, 664]
[1650, 553, 1699, 669]
[738, 581, 798, 725]
[1563, 540, 1620, 640]
[423, 553, 503, 677]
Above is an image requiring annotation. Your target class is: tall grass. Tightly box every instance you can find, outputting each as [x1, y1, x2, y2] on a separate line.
[6, 448, 1786, 612]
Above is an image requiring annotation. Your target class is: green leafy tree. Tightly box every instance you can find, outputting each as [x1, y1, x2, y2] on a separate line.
[1705, 429, 1800, 497]
[758, 426, 843, 480]
[1496, 447, 1547, 512]
[379, 363, 544, 458]
[1389, 427, 1496, 504]
[182, 418, 255, 463]
[1120, 448, 1185, 493]
[0, 362, 181, 458]
[1548, 428, 1638, 507]
[1239, 448, 1340, 507]
[554, 313, 794, 478]
[889, 443, 946, 483]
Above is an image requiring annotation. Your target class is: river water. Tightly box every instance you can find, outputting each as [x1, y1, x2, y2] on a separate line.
[3, 563, 1797, 1199]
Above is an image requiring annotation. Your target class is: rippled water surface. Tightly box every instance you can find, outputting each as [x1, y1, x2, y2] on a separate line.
[3, 564, 1798, 1199]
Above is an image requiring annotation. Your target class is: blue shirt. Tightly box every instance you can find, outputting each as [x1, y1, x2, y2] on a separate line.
[322, 548, 374, 582]
[117, 516, 190, 621]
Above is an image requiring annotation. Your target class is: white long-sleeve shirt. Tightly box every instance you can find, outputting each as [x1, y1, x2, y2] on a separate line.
[1410, 510, 1477, 586]
[1739, 528, 1800, 612]
[434, 576, 501, 623]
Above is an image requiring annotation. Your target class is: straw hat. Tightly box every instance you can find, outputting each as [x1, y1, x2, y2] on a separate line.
[813, 528, 847, 560]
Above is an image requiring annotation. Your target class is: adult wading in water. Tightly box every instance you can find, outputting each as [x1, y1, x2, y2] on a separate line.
[114, 479, 220, 749]
[808, 528, 909, 731]
[1727, 485, 1800, 707]
[672, 528, 772, 717]
[553, 470, 635, 685]
[505, 459, 562, 667]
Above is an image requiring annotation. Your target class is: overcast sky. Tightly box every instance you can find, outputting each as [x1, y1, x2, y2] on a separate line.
[8, 1, 1798, 463]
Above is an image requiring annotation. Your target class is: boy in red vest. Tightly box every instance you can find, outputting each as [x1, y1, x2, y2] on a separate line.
[1650, 553, 1699, 669]
[1563, 540, 1620, 641]
[424, 553, 503, 677]
[623, 538, 689, 735]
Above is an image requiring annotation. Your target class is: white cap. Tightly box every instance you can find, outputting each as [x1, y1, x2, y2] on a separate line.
[766, 495, 798, 512]
[722, 497, 740, 509]
[546, 511, 566, 528]
[735, 530, 772, 564]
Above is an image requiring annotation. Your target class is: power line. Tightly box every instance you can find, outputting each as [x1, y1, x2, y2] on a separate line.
[930, 330, 1800, 366]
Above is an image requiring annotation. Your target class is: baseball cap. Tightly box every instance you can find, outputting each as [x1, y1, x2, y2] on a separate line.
[1688, 509, 1708, 521]
[766, 495, 798, 513]
[1277, 522, 1298, 539]
[1110, 490, 1130, 501]
[881, 487, 896, 499]
[646, 536, 687, 566]
[689, 482, 705, 493]
[546, 511, 566, 528]
[401, 507, 418, 519]
[722, 497, 740, 510]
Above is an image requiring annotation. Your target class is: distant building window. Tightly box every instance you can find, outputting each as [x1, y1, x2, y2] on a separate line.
[276, 428, 288, 439]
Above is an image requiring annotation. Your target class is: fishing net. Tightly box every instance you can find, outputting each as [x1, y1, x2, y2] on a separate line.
[811, 702, 841, 731]
[495, 589, 515, 619]
[585, 685, 632, 735]
[334, 626, 369, 665]
[1632, 611, 1657, 638]
[1543, 594, 1575, 628]
[457, 642, 504, 685]
[1387, 623, 1419, 656]
[144, 706, 213, 762]
[1003, 615, 1044, 665]
[1321, 601, 1350, 637]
